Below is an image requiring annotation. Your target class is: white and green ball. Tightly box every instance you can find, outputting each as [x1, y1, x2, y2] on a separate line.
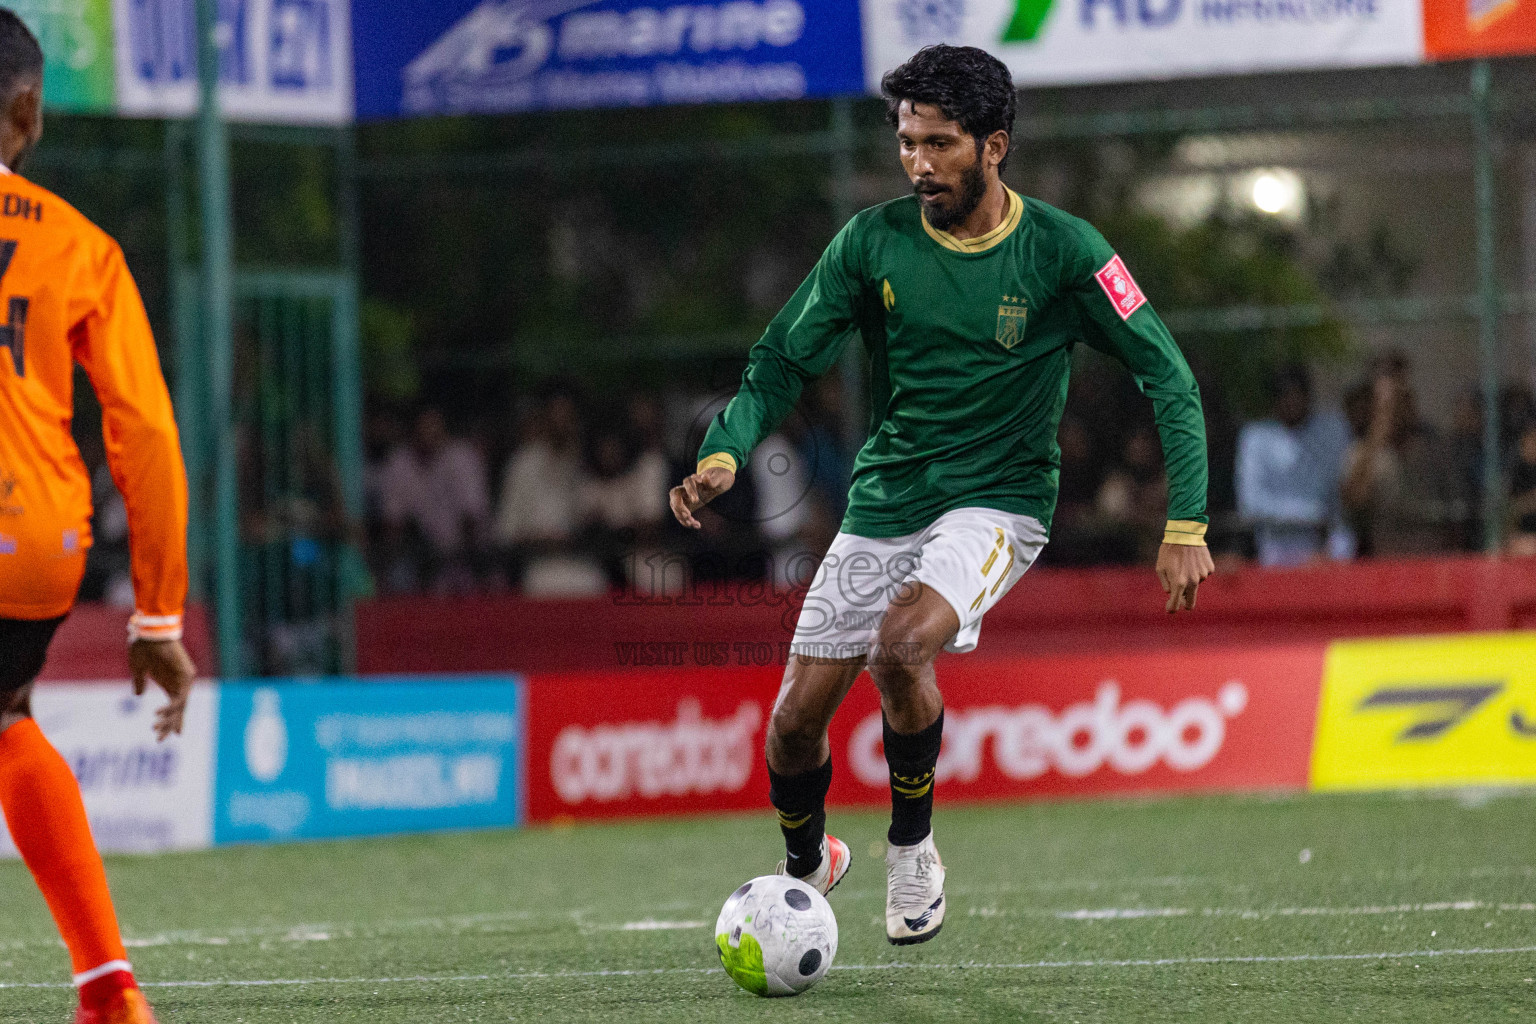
[714, 875, 838, 996]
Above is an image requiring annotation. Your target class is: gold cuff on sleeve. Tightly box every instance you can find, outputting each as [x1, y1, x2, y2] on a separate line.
[1162, 519, 1209, 547]
[696, 452, 738, 475]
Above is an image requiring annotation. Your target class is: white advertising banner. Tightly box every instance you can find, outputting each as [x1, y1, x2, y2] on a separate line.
[861, 0, 1424, 90]
[0, 682, 217, 858]
[112, 0, 353, 123]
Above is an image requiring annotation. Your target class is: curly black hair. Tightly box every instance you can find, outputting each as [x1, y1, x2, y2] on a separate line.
[0, 9, 41, 99]
[881, 45, 1017, 173]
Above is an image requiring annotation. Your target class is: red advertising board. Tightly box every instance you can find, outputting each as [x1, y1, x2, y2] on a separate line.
[522, 645, 1326, 823]
[524, 664, 783, 823]
[1424, 0, 1536, 59]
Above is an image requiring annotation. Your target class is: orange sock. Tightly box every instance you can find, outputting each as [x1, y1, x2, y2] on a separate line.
[0, 719, 135, 999]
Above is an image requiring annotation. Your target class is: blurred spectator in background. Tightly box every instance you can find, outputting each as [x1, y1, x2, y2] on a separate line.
[378, 406, 490, 593]
[790, 378, 853, 522]
[1506, 421, 1536, 557]
[1446, 388, 1485, 550]
[1501, 384, 1535, 459]
[494, 388, 585, 589]
[578, 421, 668, 589]
[1095, 423, 1167, 564]
[240, 418, 356, 674]
[1341, 356, 1456, 556]
[1043, 414, 1107, 565]
[1235, 365, 1352, 567]
[625, 393, 671, 500]
[76, 427, 133, 607]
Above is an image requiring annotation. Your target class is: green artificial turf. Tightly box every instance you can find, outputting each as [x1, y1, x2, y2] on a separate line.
[3, 791, 1534, 1022]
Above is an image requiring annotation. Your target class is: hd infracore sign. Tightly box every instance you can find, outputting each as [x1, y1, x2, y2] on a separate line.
[860, 0, 1536, 90]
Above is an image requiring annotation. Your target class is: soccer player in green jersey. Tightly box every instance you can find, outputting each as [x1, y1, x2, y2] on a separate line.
[669, 45, 1214, 945]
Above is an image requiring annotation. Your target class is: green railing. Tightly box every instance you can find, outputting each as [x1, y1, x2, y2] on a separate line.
[175, 267, 363, 676]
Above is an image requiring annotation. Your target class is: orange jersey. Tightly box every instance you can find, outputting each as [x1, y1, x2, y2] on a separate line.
[0, 169, 187, 636]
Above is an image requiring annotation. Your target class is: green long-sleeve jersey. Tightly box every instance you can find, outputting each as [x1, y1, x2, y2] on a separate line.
[699, 189, 1208, 540]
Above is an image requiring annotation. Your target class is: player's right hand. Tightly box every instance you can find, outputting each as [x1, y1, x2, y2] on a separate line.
[129, 639, 196, 741]
[669, 467, 736, 529]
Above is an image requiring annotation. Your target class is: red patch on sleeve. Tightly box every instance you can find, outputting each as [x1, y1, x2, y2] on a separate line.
[1094, 255, 1147, 321]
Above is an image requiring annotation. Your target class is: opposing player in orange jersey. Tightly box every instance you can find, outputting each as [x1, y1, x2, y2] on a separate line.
[0, 11, 193, 1024]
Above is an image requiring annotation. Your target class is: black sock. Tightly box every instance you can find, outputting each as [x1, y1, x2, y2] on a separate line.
[884, 709, 944, 846]
[768, 758, 832, 877]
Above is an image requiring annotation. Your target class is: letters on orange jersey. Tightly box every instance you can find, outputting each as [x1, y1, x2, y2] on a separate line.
[0, 171, 187, 631]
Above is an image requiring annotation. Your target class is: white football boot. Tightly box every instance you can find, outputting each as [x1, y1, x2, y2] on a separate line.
[776, 833, 851, 897]
[885, 832, 946, 945]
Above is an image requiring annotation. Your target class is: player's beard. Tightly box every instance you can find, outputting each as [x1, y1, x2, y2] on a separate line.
[917, 157, 988, 232]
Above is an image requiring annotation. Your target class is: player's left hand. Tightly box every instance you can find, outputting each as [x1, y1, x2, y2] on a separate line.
[1156, 543, 1215, 614]
[129, 639, 196, 741]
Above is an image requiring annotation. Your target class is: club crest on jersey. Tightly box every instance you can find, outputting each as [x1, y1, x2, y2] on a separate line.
[1095, 255, 1146, 321]
[995, 297, 1028, 349]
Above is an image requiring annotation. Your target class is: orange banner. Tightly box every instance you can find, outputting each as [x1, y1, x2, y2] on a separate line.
[1425, 0, 1536, 59]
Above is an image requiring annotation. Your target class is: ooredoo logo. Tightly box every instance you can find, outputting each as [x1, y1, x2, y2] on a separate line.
[849, 681, 1248, 786]
[551, 699, 762, 804]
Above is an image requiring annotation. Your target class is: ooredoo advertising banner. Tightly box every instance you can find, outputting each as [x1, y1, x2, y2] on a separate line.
[0, 682, 218, 857]
[1310, 632, 1536, 791]
[826, 645, 1324, 805]
[522, 644, 1325, 822]
[525, 665, 779, 822]
[214, 677, 524, 844]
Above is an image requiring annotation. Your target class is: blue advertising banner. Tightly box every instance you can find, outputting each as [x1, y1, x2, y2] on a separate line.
[352, 0, 865, 119]
[215, 677, 524, 844]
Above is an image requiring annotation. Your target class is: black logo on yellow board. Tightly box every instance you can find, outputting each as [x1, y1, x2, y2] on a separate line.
[1357, 683, 1502, 741]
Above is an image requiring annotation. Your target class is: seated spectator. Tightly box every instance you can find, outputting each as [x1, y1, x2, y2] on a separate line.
[578, 427, 669, 589]
[1095, 423, 1167, 564]
[624, 393, 672, 543]
[377, 407, 490, 593]
[1040, 414, 1107, 566]
[493, 389, 586, 587]
[1502, 383, 1535, 457]
[1446, 388, 1485, 550]
[1506, 422, 1536, 557]
[1341, 360, 1456, 557]
[791, 377, 853, 522]
[1235, 365, 1351, 567]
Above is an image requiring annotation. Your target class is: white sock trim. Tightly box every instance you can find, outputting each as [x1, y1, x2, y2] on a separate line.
[72, 959, 132, 987]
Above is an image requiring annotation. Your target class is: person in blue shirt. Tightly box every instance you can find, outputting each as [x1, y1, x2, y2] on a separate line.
[1236, 365, 1353, 566]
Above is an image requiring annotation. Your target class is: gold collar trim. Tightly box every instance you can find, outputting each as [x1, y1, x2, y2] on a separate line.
[922, 188, 1023, 254]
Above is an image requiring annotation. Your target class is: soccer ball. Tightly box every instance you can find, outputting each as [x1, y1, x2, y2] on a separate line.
[714, 875, 838, 996]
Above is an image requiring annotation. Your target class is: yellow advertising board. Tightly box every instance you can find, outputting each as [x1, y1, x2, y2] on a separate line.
[1311, 632, 1536, 791]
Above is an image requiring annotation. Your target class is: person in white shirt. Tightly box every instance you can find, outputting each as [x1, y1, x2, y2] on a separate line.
[494, 390, 587, 586]
[1236, 365, 1352, 567]
[378, 407, 490, 591]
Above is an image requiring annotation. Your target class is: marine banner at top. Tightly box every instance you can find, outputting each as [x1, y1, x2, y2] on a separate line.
[861, 0, 1427, 90]
[350, 0, 866, 119]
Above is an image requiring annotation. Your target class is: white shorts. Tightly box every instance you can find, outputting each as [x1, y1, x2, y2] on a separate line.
[788, 506, 1047, 660]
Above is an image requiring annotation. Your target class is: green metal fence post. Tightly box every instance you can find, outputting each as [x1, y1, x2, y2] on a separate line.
[165, 120, 207, 602]
[1523, 142, 1536, 400]
[333, 126, 365, 674]
[830, 96, 864, 462]
[195, 0, 241, 675]
[1472, 60, 1503, 553]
